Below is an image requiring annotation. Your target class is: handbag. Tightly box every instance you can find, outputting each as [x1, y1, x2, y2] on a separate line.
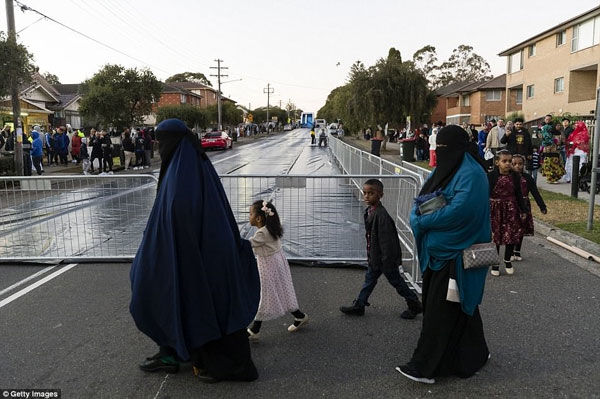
[484, 149, 494, 160]
[462, 242, 500, 270]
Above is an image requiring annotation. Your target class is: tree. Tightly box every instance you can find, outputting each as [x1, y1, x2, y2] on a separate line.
[156, 104, 207, 129]
[251, 106, 287, 124]
[436, 45, 491, 88]
[0, 31, 35, 98]
[165, 72, 212, 87]
[204, 102, 243, 126]
[79, 64, 163, 130]
[42, 72, 61, 85]
[412, 45, 438, 87]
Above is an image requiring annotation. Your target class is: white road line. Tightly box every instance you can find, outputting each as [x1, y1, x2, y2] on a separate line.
[0, 265, 57, 297]
[0, 263, 78, 309]
[153, 374, 170, 399]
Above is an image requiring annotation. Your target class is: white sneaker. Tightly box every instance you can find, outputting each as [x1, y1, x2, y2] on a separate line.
[288, 314, 309, 332]
[395, 366, 435, 384]
[511, 254, 522, 261]
[247, 328, 259, 340]
[505, 265, 514, 275]
[491, 268, 500, 276]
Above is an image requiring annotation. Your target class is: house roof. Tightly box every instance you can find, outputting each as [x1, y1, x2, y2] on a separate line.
[19, 73, 60, 102]
[53, 84, 81, 95]
[439, 74, 507, 97]
[168, 81, 236, 103]
[161, 83, 203, 98]
[498, 5, 600, 56]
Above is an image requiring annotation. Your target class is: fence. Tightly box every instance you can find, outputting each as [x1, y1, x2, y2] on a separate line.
[0, 175, 157, 262]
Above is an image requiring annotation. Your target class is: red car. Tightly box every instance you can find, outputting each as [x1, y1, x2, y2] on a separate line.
[201, 131, 233, 150]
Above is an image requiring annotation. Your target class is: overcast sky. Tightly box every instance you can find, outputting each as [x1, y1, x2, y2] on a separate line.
[1, 0, 598, 113]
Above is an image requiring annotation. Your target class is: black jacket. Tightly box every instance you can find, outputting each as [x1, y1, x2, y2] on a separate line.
[501, 128, 533, 157]
[523, 173, 547, 212]
[122, 136, 135, 152]
[364, 203, 402, 272]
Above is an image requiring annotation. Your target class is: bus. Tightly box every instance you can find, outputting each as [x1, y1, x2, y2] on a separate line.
[300, 112, 314, 128]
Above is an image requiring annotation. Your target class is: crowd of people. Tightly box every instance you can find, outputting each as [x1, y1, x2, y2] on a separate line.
[0, 124, 156, 175]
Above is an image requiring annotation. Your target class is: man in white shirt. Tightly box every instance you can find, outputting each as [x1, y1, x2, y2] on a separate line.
[485, 119, 506, 155]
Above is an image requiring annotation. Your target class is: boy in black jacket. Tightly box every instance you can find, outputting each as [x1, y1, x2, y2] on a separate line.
[340, 179, 423, 319]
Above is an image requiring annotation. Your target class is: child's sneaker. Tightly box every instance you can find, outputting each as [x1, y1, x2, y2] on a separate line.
[505, 261, 514, 275]
[288, 314, 309, 332]
[246, 328, 259, 340]
[490, 267, 500, 276]
[511, 252, 522, 261]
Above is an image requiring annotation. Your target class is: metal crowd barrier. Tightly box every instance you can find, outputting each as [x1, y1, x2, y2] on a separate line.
[0, 175, 157, 262]
[220, 174, 421, 290]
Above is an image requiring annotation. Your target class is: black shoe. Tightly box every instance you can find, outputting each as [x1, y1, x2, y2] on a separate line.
[401, 300, 423, 320]
[395, 365, 435, 384]
[340, 300, 365, 316]
[139, 357, 179, 374]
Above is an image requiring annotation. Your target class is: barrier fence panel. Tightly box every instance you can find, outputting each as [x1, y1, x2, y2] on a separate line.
[220, 174, 422, 289]
[0, 175, 157, 262]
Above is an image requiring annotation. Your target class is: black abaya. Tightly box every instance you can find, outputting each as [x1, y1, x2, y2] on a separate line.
[406, 263, 489, 379]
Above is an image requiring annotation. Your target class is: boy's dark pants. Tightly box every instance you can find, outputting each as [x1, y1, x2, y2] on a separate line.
[357, 265, 418, 306]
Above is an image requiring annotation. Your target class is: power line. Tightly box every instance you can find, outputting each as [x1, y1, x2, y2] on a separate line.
[13, 0, 171, 74]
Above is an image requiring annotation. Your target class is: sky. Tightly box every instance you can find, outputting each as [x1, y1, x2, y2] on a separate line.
[1, 0, 599, 113]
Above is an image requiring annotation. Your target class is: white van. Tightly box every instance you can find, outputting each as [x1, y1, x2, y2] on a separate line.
[314, 119, 327, 131]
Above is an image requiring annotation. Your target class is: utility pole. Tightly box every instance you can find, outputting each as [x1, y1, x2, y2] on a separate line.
[263, 83, 274, 126]
[6, 0, 23, 175]
[210, 59, 228, 130]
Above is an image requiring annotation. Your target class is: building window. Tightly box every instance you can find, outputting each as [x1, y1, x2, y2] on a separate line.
[515, 89, 523, 104]
[526, 85, 535, 99]
[528, 44, 536, 57]
[485, 90, 502, 101]
[460, 95, 470, 107]
[180, 94, 187, 104]
[508, 50, 523, 74]
[556, 30, 566, 46]
[571, 16, 600, 52]
[554, 77, 565, 93]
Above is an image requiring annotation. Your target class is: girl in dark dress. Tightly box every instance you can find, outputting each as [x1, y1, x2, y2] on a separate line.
[488, 150, 527, 276]
[511, 154, 547, 261]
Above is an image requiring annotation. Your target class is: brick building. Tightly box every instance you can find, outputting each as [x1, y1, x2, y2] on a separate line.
[432, 75, 507, 126]
[166, 81, 235, 108]
[499, 5, 600, 123]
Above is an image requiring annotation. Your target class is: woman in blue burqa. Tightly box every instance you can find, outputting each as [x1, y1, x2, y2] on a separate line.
[130, 119, 261, 382]
[396, 125, 491, 384]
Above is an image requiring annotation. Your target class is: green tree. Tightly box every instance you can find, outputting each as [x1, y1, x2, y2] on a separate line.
[156, 104, 207, 129]
[42, 72, 61, 85]
[79, 64, 162, 130]
[0, 32, 35, 98]
[436, 45, 491, 88]
[165, 72, 212, 87]
[412, 45, 438, 87]
[251, 106, 287, 124]
[203, 102, 243, 126]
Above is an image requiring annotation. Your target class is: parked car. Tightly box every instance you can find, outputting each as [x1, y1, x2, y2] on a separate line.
[283, 124, 293, 131]
[201, 131, 233, 150]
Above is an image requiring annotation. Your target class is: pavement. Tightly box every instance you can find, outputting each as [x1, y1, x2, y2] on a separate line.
[1, 235, 599, 398]
[2, 131, 600, 397]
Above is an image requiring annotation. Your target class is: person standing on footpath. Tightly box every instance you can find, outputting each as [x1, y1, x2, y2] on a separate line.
[143, 129, 153, 167]
[22, 129, 33, 176]
[89, 129, 103, 173]
[131, 119, 260, 383]
[30, 129, 43, 175]
[501, 118, 533, 170]
[397, 125, 490, 384]
[122, 129, 135, 170]
[100, 130, 113, 173]
[477, 122, 491, 159]
[485, 119, 506, 157]
[340, 179, 423, 319]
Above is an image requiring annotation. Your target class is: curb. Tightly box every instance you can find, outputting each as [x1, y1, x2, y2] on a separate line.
[533, 219, 600, 259]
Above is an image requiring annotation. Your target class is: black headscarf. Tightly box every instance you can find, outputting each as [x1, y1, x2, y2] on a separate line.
[155, 119, 206, 191]
[419, 125, 486, 195]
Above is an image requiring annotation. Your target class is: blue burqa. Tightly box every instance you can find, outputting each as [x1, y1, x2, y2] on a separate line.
[130, 135, 260, 361]
[410, 153, 490, 315]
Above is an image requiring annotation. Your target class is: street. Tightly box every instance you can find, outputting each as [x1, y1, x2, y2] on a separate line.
[1, 130, 600, 398]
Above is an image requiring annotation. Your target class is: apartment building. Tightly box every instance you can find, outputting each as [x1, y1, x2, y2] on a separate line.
[431, 75, 507, 126]
[500, 6, 600, 123]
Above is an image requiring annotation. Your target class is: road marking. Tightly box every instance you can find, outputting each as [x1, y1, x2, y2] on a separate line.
[212, 140, 275, 164]
[0, 265, 57, 297]
[153, 374, 170, 399]
[0, 263, 78, 309]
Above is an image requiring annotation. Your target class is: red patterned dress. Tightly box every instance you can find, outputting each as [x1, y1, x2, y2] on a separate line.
[519, 176, 534, 236]
[490, 175, 523, 245]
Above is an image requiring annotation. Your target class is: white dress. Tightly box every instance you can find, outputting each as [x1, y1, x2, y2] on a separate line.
[250, 227, 299, 321]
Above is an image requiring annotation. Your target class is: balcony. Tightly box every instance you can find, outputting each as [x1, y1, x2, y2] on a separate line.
[446, 106, 471, 116]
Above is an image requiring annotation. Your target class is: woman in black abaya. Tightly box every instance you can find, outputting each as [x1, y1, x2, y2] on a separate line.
[130, 119, 261, 383]
[398, 125, 491, 384]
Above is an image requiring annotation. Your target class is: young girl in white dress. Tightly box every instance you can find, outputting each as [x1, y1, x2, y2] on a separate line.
[247, 200, 308, 339]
